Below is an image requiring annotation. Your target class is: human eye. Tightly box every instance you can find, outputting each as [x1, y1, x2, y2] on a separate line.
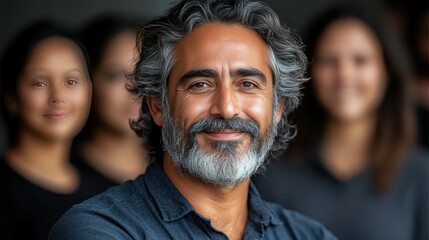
[105, 70, 125, 82]
[65, 79, 79, 86]
[188, 81, 212, 93]
[237, 80, 260, 92]
[240, 81, 257, 89]
[317, 56, 337, 67]
[191, 82, 209, 88]
[354, 55, 368, 66]
[32, 81, 48, 87]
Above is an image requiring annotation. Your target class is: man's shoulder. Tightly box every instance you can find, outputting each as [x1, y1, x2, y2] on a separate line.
[79, 175, 145, 209]
[265, 201, 338, 240]
[49, 175, 150, 240]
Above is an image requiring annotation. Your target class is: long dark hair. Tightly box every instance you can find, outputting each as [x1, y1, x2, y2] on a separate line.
[287, 3, 415, 193]
[0, 19, 90, 147]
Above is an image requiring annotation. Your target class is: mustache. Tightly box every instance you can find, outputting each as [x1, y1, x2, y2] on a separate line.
[189, 117, 259, 139]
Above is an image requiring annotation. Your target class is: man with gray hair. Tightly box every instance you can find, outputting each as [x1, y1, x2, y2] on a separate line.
[50, 0, 337, 239]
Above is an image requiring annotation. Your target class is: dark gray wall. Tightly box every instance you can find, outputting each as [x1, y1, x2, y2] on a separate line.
[0, 0, 179, 53]
[1, 0, 356, 54]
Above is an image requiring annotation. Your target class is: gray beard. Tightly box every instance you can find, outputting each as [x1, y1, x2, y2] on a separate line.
[161, 112, 277, 187]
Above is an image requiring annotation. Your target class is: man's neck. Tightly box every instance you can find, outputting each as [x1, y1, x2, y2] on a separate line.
[163, 156, 249, 240]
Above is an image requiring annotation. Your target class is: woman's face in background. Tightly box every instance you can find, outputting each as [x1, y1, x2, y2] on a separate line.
[13, 37, 91, 141]
[311, 18, 388, 123]
[92, 29, 140, 136]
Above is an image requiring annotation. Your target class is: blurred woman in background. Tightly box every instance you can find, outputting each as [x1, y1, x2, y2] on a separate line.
[0, 20, 97, 240]
[72, 15, 148, 188]
[254, 4, 428, 240]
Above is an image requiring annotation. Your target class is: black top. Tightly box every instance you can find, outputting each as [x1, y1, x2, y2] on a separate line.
[70, 152, 118, 192]
[50, 164, 338, 240]
[254, 150, 429, 240]
[0, 157, 114, 240]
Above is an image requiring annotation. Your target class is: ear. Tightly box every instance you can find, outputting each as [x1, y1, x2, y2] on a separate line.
[4, 93, 18, 116]
[147, 97, 163, 126]
[275, 98, 284, 124]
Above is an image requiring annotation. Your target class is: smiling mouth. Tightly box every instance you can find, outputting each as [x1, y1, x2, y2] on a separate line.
[43, 112, 70, 120]
[202, 130, 246, 141]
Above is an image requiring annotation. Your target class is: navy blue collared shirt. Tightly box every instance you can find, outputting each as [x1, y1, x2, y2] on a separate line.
[50, 164, 336, 239]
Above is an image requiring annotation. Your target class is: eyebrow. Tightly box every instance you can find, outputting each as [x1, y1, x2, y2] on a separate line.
[66, 69, 84, 74]
[231, 67, 267, 84]
[178, 69, 218, 84]
[178, 67, 267, 84]
[23, 68, 84, 76]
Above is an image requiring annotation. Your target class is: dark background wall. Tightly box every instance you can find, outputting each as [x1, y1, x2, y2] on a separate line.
[0, 0, 386, 154]
[0, 0, 354, 52]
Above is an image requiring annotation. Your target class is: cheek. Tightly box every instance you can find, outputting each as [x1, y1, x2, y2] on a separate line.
[17, 89, 47, 115]
[95, 84, 122, 111]
[312, 66, 335, 92]
[360, 64, 387, 103]
[247, 99, 269, 116]
[243, 96, 273, 130]
[71, 86, 91, 117]
[312, 75, 335, 104]
[172, 95, 211, 128]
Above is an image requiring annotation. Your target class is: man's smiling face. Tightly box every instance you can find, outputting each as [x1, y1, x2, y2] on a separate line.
[149, 23, 282, 186]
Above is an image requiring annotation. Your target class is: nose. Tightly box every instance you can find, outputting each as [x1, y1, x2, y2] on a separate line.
[336, 60, 354, 86]
[49, 84, 65, 104]
[209, 84, 240, 119]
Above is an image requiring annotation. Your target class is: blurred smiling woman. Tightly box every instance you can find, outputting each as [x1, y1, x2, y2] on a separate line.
[71, 15, 148, 187]
[255, 4, 428, 240]
[0, 20, 102, 240]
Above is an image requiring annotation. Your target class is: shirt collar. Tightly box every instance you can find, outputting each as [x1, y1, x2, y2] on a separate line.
[248, 181, 282, 226]
[145, 163, 282, 226]
[144, 163, 196, 222]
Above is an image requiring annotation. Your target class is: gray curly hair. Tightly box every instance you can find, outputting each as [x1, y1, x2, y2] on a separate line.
[130, 0, 307, 162]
